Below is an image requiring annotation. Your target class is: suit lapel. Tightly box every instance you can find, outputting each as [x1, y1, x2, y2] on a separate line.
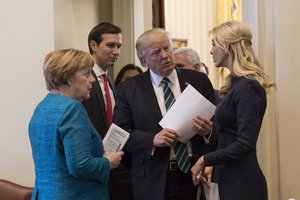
[91, 70, 108, 126]
[138, 69, 190, 123]
[108, 77, 116, 98]
[176, 68, 190, 92]
[139, 70, 163, 123]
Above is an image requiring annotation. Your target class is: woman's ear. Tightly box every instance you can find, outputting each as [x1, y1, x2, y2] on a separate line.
[67, 76, 73, 86]
[224, 44, 230, 55]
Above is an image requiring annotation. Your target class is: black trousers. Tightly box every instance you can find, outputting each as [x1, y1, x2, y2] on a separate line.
[165, 158, 204, 200]
[109, 163, 134, 200]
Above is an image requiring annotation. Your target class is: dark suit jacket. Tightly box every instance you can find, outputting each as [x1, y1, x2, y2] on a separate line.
[113, 68, 216, 200]
[205, 77, 268, 200]
[82, 70, 115, 139]
[83, 70, 134, 200]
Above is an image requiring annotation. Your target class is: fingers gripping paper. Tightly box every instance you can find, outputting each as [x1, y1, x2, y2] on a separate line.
[159, 84, 216, 143]
[102, 123, 130, 153]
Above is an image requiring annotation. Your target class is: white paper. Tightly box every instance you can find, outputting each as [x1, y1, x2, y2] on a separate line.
[203, 182, 220, 200]
[159, 84, 216, 143]
[102, 123, 130, 153]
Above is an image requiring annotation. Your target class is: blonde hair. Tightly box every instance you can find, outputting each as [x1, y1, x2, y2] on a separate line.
[210, 20, 275, 96]
[43, 48, 94, 90]
[136, 28, 171, 67]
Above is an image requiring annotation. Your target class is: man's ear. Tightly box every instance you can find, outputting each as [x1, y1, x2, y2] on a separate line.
[89, 40, 97, 52]
[194, 63, 201, 71]
[141, 58, 147, 67]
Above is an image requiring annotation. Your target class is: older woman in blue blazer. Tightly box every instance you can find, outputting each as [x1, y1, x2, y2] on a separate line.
[29, 48, 124, 200]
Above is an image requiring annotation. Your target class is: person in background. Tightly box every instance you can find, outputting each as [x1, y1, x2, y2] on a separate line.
[115, 63, 143, 87]
[114, 64, 143, 170]
[191, 20, 275, 200]
[174, 47, 202, 71]
[199, 62, 209, 75]
[29, 48, 124, 200]
[82, 22, 133, 200]
[200, 62, 221, 105]
[113, 28, 216, 200]
[174, 47, 221, 104]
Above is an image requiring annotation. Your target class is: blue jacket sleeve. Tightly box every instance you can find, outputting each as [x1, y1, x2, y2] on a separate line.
[58, 102, 110, 183]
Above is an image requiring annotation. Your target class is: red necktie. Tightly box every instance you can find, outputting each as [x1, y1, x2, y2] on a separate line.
[102, 74, 113, 127]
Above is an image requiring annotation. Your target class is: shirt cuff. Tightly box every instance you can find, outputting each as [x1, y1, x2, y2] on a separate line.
[202, 129, 212, 144]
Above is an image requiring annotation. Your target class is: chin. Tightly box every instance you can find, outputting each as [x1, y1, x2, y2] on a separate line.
[85, 94, 90, 100]
[214, 62, 222, 68]
[108, 62, 116, 67]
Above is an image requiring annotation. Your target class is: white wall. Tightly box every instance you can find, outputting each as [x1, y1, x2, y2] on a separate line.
[0, 0, 54, 185]
[275, 0, 300, 199]
[0, 0, 101, 186]
[54, 0, 100, 52]
[164, 0, 217, 86]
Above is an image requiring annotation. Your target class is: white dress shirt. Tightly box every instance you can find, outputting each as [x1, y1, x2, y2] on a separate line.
[93, 64, 116, 110]
[149, 69, 193, 160]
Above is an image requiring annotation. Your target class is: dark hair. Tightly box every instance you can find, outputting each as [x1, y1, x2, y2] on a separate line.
[88, 22, 122, 54]
[115, 64, 143, 86]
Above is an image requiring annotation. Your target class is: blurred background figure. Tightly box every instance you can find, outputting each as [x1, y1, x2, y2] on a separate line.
[115, 63, 143, 87]
[174, 47, 201, 71]
[199, 62, 209, 75]
[200, 62, 221, 104]
[174, 47, 221, 104]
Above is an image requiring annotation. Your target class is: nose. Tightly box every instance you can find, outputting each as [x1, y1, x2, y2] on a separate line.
[113, 47, 120, 55]
[90, 74, 96, 83]
[161, 49, 168, 59]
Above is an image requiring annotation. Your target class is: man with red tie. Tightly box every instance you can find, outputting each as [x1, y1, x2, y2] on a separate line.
[83, 22, 133, 200]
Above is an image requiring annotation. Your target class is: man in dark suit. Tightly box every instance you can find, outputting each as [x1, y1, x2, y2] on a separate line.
[113, 28, 216, 200]
[82, 22, 133, 200]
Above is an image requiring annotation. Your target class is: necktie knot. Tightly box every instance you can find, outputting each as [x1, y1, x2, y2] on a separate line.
[102, 73, 108, 80]
[161, 77, 170, 86]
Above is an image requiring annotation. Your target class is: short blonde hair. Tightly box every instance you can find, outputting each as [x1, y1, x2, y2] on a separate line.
[135, 28, 172, 67]
[43, 48, 94, 90]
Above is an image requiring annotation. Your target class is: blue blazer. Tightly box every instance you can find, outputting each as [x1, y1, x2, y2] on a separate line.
[29, 93, 110, 200]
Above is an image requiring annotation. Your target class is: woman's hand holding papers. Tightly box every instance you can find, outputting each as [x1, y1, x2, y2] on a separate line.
[192, 116, 213, 137]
